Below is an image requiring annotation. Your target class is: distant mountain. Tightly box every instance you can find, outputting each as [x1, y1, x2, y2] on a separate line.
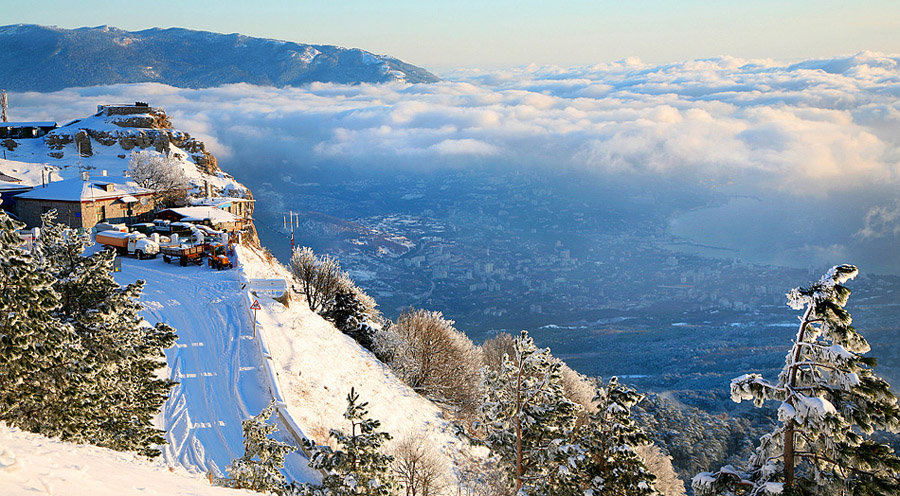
[0, 24, 440, 92]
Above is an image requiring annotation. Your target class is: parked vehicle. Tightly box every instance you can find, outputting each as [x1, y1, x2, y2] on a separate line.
[96, 231, 160, 259]
[94, 222, 126, 233]
[207, 242, 233, 270]
[130, 222, 156, 235]
[161, 244, 206, 266]
[149, 219, 194, 237]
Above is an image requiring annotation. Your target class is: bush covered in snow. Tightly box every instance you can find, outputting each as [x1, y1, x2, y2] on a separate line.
[128, 150, 189, 205]
[384, 308, 481, 413]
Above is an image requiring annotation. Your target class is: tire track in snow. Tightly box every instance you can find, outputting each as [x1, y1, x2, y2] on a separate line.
[115, 258, 306, 479]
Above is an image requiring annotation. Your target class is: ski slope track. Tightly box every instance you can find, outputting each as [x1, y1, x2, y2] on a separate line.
[113, 256, 319, 483]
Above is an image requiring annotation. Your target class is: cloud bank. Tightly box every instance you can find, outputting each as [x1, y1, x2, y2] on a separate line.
[8, 51, 900, 196]
[7, 51, 900, 271]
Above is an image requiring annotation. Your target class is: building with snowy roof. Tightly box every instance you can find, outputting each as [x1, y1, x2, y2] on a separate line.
[14, 173, 156, 228]
[155, 206, 247, 232]
[0, 122, 58, 139]
[0, 175, 33, 213]
[188, 196, 254, 219]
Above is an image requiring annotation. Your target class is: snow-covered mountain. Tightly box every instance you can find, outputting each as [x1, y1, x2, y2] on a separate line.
[0, 24, 440, 92]
[0, 102, 247, 199]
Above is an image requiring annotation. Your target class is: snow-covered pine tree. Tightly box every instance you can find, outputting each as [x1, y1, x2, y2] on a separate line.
[35, 211, 177, 456]
[477, 330, 583, 495]
[291, 388, 397, 496]
[324, 288, 376, 350]
[694, 265, 900, 496]
[0, 210, 77, 434]
[578, 377, 659, 496]
[225, 401, 294, 494]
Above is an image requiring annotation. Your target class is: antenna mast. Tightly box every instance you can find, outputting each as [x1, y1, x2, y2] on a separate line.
[0, 90, 8, 122]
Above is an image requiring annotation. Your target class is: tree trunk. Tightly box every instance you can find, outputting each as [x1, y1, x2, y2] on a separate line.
[515, 357, 524, 491]
[784, 304, 814, 488]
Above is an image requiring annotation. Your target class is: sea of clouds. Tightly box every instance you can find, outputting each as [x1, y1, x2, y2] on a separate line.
[9, 51, 900, 272]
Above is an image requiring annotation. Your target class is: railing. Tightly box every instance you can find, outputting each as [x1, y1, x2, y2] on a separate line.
[234, 250, 324, 478]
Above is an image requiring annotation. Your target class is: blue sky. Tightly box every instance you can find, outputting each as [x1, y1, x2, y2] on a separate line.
[6, 1, 900, 70]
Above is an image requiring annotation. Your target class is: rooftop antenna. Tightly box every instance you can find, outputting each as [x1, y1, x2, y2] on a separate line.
[0, 89, 8, 122]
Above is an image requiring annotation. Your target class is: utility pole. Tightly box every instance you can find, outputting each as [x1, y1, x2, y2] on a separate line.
[0, 90, 8, 122]
[283, 210, 299, 251]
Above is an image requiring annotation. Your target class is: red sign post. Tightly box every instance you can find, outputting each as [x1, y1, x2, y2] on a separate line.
[250, 299, 261, 336]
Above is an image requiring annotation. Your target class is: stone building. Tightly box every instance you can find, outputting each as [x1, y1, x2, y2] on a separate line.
[97, 102, 158, 116]
[14, 174, 156, 229]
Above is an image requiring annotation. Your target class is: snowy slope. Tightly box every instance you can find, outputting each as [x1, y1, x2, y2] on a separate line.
[112, 255, 319, 483]
[236, 246, 480, 488]
[0, 423, 253, 496]
[1, 108, 247, 198]
[104, 245, 478, 489]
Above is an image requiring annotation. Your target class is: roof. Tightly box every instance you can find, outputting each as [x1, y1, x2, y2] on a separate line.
[189, 196, 255, 208]
[160, 207, 242, 223]
[0, 122, 58, 128]
[0, 183, 32, 192]
[0, 172, 22, 183]
[14, 175, 153, 202]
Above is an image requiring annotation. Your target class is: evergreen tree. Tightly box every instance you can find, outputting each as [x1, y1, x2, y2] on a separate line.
[291, 388, 397, 496]
[324, 288, 376, 350]
[225, 401, 294, 494]
[578, 377, 659, 496]
[694, 265, 900, 496]
[0, 210, 78, 434]
[476, 330, 583, 495]
[34, 211, 177, 456]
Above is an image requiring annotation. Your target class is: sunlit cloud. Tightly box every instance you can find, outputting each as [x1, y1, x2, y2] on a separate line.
[6, 52, 900, 273]
[7, 51, 899, 198]
[857, 200, 900, 239]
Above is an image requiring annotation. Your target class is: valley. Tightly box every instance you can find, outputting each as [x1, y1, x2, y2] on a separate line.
[249, 168, 900, 411]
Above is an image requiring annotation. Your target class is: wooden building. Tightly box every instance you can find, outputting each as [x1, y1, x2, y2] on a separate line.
[155, 206, 247, 233]
[189, 196, 254, 219]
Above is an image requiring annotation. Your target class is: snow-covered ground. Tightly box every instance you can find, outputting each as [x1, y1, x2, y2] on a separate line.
[0, 423, 252, 496]
[1, 110, 246, 195]
[113, 254, 318, 483]
[4, 238, 478, 493]
[0, 157, 61, 187]
[236, 246, 479, 488]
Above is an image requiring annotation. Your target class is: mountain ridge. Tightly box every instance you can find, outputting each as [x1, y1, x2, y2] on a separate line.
[0, 24, 440, 92]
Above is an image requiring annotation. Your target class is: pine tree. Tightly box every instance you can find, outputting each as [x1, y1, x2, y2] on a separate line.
[476, 330, 583, 495]
[35, 211, 177, 456]
[0, 210, 78, 434]
[324, 288, 376, 350]
[694, 265, 900, 496]
[291, 388, 397, 496]
[578, 377, 659, 496]
[225, 401, 295, 494]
